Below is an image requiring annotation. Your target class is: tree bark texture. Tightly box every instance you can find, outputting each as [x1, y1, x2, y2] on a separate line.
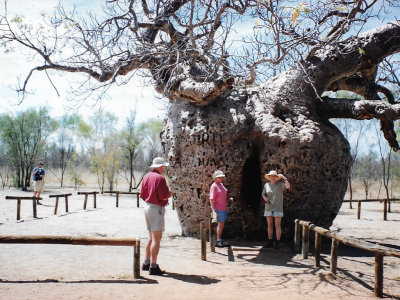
[162, 72, 351, 238]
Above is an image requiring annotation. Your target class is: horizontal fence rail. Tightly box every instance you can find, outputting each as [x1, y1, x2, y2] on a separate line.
[294, 219, 400, 298]
[5, 196, 43, 220]
[102, 191, 140, 208]
[342, 198, 400, 220]
[0, 235, 140, 278]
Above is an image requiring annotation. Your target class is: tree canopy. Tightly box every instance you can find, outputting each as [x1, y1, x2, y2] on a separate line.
[1, 1, 398, 99]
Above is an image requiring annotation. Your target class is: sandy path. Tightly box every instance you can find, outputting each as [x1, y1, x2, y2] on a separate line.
[0, 187, 399, 299]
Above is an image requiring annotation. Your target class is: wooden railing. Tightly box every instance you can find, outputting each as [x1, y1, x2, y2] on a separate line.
[294, 219, 400, 297]
[49, 193, 72, 214]
[343, 198, 400, 220]
[102, 191, 140, 208]
[5, 196, 42, 220]
[0, 235, 141, 278]
[77, 191, 99, 209]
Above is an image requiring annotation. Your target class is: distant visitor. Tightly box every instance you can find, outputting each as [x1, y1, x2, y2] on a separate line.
[32, 162, 45, 205]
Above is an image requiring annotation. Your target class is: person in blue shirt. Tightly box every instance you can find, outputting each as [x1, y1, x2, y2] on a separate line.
[32, 162, 45, 204]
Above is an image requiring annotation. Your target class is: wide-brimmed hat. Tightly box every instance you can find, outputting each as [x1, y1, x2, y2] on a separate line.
[264, 170, 282, 181]
[213, 170, 225, 179]
[150, 157, 169, 168]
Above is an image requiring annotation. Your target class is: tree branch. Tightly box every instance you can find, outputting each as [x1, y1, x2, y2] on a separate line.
[320, 97, 400, 150]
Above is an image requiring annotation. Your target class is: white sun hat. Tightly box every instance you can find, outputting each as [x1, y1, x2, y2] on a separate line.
[213, 170, 226, 179]
[264, 170, 282, 181]
[150, 157, 170, 168]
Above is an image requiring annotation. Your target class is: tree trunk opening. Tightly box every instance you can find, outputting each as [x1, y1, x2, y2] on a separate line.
[241, 144, 263, 213]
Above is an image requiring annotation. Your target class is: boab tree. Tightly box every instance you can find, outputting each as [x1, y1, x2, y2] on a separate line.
[1, 0, 400, 238]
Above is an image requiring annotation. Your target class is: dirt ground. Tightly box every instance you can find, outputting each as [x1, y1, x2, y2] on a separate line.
[0, 186, 399, 300]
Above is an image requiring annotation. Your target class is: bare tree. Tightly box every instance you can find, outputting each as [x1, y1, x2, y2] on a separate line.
[2, 0, 400, 236]
[120, 109, 141, 191]
[374, 119, 392, 219]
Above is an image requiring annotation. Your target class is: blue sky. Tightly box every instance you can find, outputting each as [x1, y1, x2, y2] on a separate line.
[0, 0, 168, 127]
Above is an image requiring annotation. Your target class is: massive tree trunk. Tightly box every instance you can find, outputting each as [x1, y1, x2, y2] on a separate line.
[162, 70, 351, 239]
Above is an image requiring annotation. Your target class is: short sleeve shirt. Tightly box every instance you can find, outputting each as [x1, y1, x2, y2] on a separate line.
[262, 181, 285, 212]
[140, 170, 170, 207]
[210, 182, 228, 211]
[33, 167, 45, 181]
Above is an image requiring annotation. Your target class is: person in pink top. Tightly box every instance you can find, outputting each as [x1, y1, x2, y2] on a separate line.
[210, 170, 233, 247]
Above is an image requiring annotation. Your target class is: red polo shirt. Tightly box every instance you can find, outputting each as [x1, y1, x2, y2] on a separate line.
[140, 169, 170, 206]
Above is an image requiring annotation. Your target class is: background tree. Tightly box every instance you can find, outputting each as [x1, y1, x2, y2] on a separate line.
[0, 108, 56, 190]
[2, 0, 400, 237]
[53, 114, 80, 187]
[353, 150, 379, 200]
[120, 109, 141, 191]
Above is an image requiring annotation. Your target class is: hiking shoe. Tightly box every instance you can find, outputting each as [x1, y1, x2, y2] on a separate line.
[149, 265, 165, 275]
[142, 263, 150, 271]
[217, 241, 224, 248]
[273, 240, 281, 249]
[264, 240, 273, 248]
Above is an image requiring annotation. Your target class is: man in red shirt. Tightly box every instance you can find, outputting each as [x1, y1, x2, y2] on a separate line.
[140, 157, 172, 275]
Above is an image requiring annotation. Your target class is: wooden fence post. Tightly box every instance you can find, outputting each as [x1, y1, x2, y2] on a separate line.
[208, 219, 215, 252]
[314, 232, 322, 268]
[116, 192, 120, 207]
[83, 194, 88, 210]
[294, 219, 301, 252]
[17, 198, 21, 220]
[200, 221, 206, 261]
[330, 238, 339, 275]
[302, 222, 310, 259]
[136, 193, 139, 208]
[32, 198, 37, 218]
[374, 253, 384, 298]
[383, 199, 387, 221]
[357, 200, 361, 219]
[94, 192, 97, 208]
[65, 195, 69, 212]
[54, 196, 59, 215]
[134, 239, 140, 278]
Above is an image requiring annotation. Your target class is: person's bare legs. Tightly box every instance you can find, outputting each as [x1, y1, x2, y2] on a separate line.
[266, 216, 274, 239]
[145, 230, 153, 262]
[274, 217, 282, 241]
[150, 230, 163, 264]
[33, 190, 42, 204]
[217, 222, 225, 240]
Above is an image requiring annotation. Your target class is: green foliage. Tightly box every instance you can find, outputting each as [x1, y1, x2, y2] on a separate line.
[0, 108, 56, 190]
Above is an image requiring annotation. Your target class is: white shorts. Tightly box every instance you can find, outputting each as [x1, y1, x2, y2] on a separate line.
[34, 180, 44, 192]
[144, 202, 165, 232]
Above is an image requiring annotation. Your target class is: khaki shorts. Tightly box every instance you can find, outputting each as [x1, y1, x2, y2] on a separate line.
[34, 180, 44, 192]
[144, 202, 165, 232]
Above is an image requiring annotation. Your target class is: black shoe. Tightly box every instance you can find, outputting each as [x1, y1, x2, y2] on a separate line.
[142, 263, 150, 271]
[264, 240, 273, 248]
[37, 201, 43, 205]
[149, 265, 165, 275]
[273, 240, 281, 249]
[217, 241, 224, 248]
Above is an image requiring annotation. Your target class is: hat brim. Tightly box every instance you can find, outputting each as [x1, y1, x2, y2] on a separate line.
[150, 162, 169, 168]
[264, 174, 282, 181]
[215, 174, 225, 178]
